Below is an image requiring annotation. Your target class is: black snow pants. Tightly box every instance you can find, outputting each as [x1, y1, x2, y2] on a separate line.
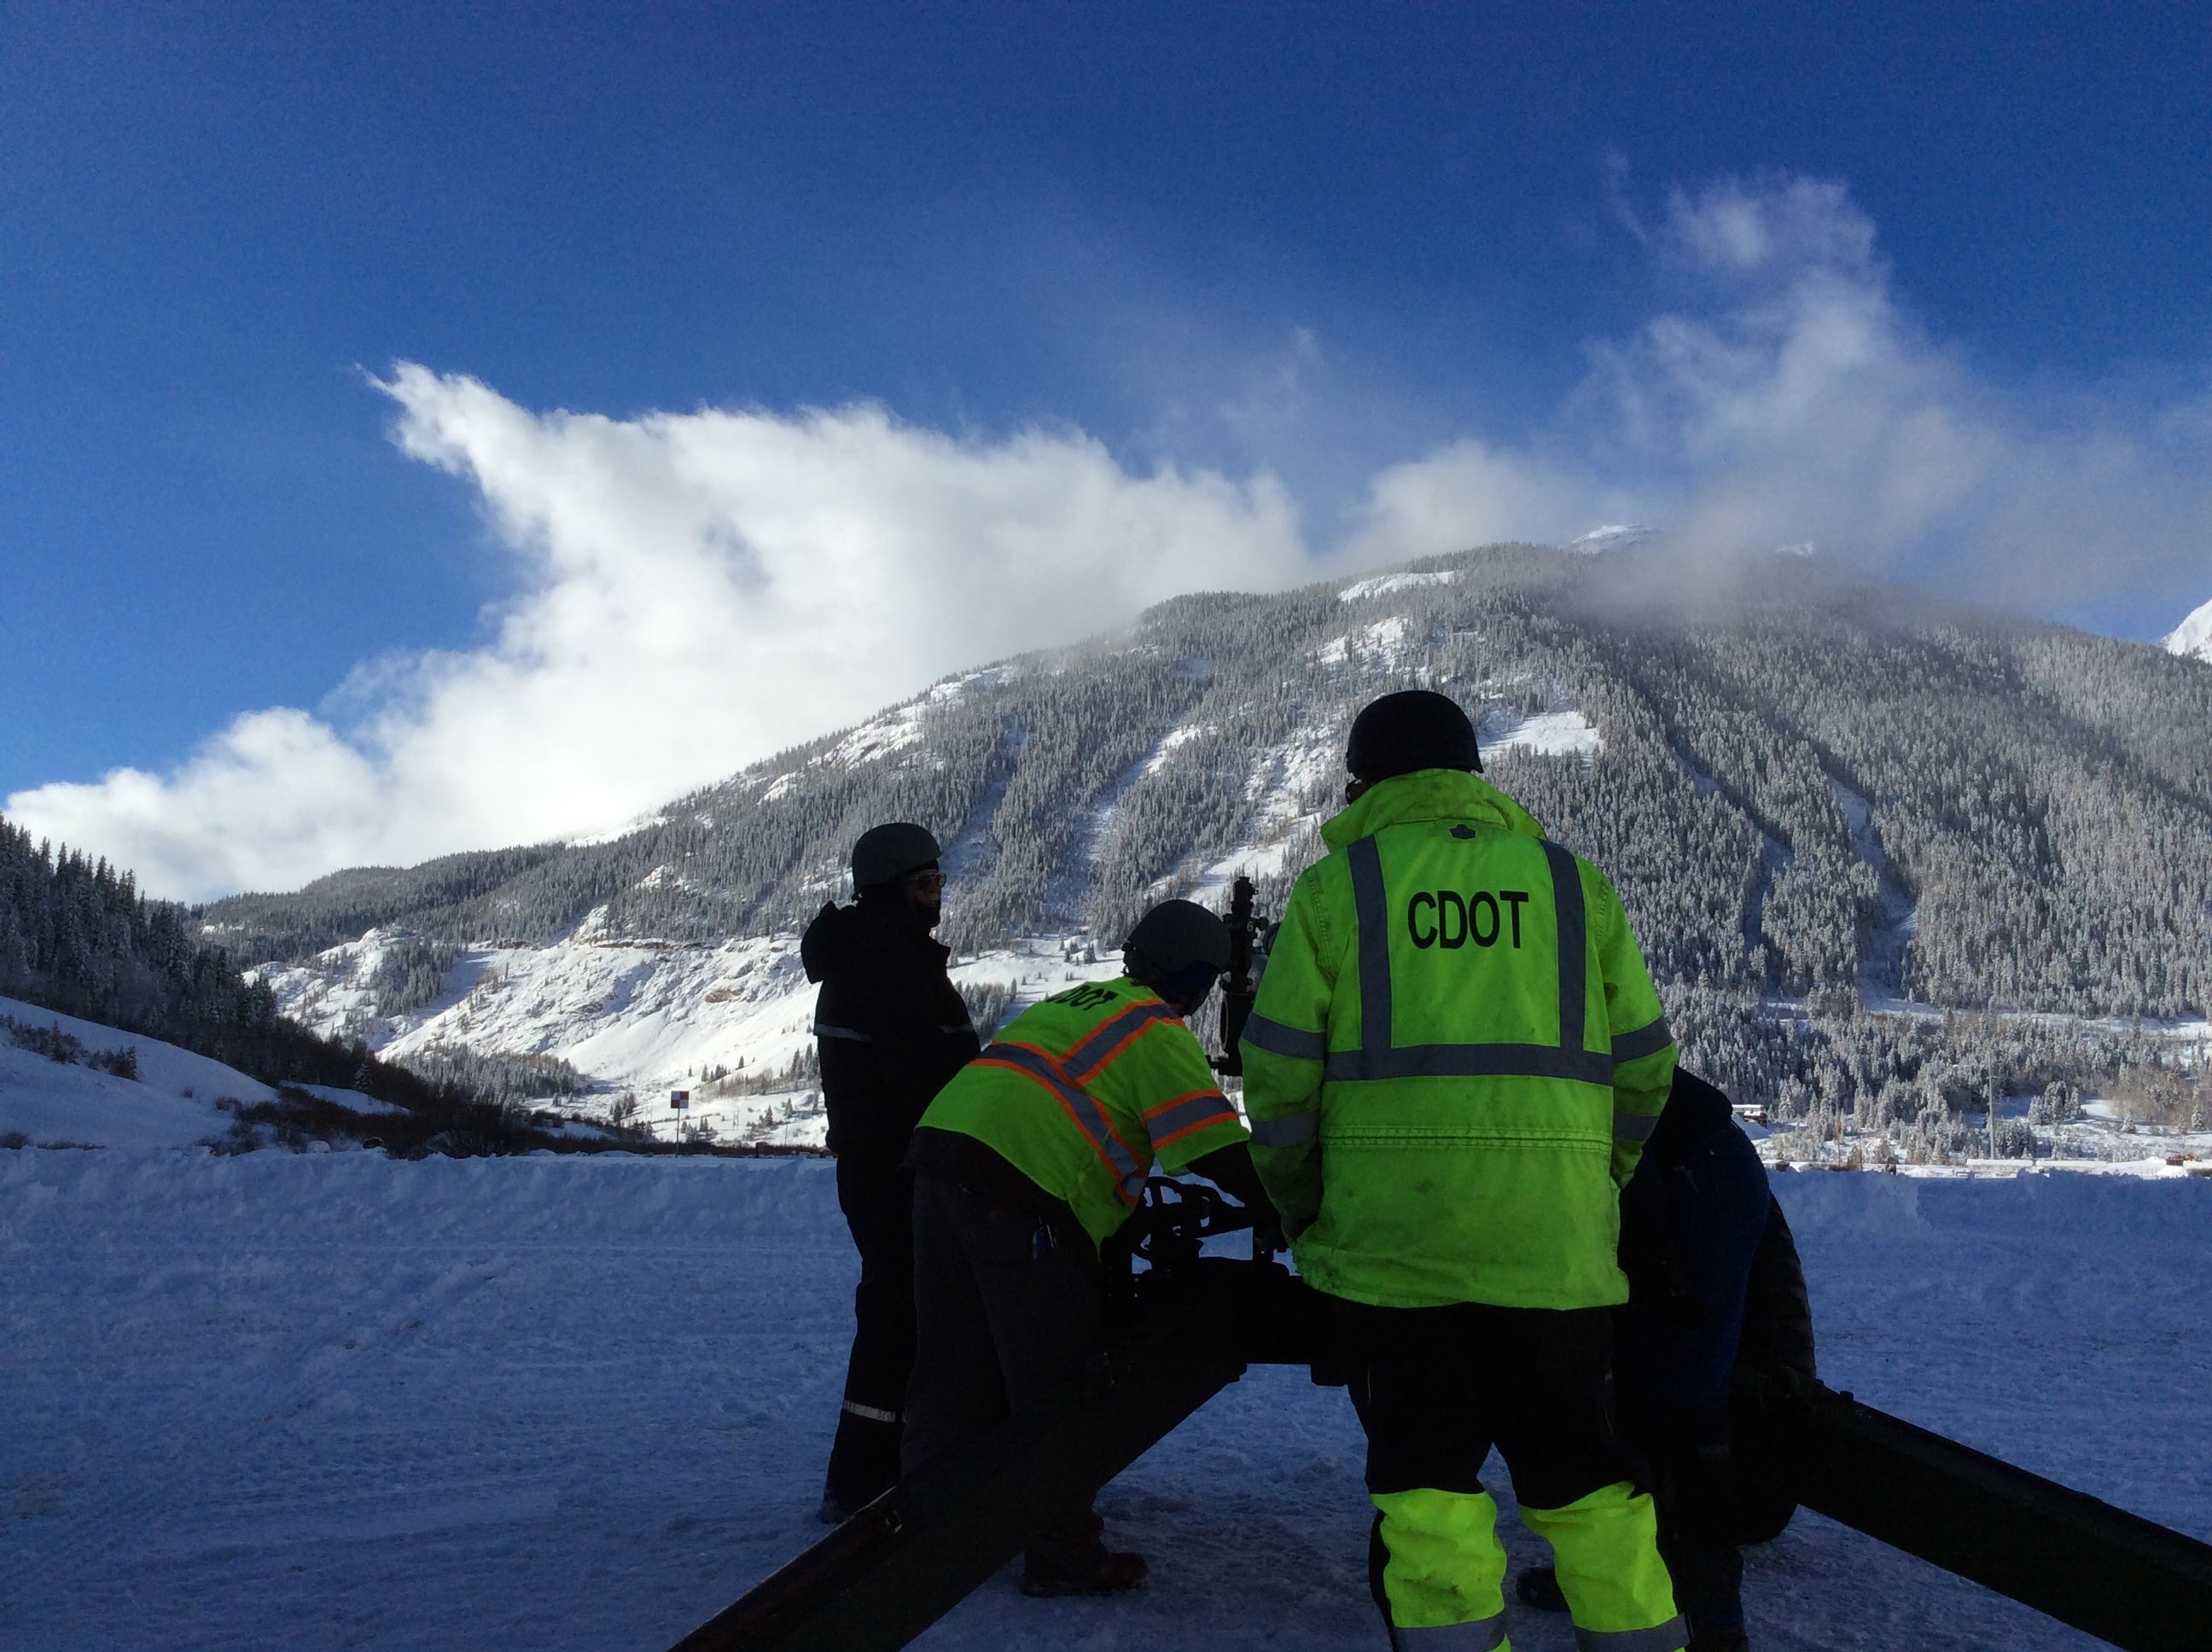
[1333, 1298, 1651, 1632]
[899, 1171, 1109, 1574]
[823, 1154, 918, 1508]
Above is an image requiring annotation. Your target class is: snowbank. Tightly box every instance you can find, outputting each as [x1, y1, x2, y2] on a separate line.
[0, 992, 277, 1150]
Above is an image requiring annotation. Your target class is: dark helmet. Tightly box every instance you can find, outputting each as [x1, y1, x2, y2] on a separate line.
[1346, 689, 1482, 781]
[1123, 899, 1231, 1006]
[851, 822, 941, 889]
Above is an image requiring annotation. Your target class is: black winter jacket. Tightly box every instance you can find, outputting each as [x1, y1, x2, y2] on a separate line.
[800, 894, 979, 1162]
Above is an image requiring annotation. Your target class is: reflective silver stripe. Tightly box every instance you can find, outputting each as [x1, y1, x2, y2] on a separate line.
[1144, 1091, 1237, 1145]
[1611, 1015, 1674, 1063]
[813, 1023, 874, 1043]
[1062, 1000, 1174, 1081]
[1348, 835, 1394, 1056]
[1242, 1011, 1326, 1062]
[1613, 1107, 1660, 1143]
[1388, 1615, 1507, 1650]
[1542, 840, 1587, 1056]
[1573, 1617, 1686, 1652]
[841, 1399, 899, 1423]
[1327, 1044, 1613, 1085]
[1336, 830, 1610, 1088]
[1247, 1110, 1318, 1147]
[982, 1042, 1148, 1202]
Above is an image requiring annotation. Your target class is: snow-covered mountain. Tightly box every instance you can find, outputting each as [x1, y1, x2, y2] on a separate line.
[2167, 594, 2212, 663]
[208, 542, 2212, 1145]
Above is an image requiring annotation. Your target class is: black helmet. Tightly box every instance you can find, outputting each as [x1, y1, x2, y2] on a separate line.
[851, 822, 941, 889]
[1346, 689, 1481, 781]
[1123, 899, 1231, 1006]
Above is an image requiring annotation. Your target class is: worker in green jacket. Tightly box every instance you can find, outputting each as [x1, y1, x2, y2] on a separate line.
[902, 899, 1276, 1598]
[1241, 689, 1685, 1652]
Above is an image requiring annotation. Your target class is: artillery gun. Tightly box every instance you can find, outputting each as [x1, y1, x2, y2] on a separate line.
[672, 877, 2212, 1652]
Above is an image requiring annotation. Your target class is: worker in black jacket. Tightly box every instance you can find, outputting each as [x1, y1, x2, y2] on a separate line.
[800, 822, 980, 1522]
[1516, 1067, 1815, 1652]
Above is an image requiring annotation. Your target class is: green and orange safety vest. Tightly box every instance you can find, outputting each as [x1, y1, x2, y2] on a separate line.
[1240, 768, 1677, 1312]
[916, 974, 1251, 1248]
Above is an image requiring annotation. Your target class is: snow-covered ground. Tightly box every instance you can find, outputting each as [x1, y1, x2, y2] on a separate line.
[1313, 614, 1420, 669]
[1488, 707, 1603, 759]
[755, 663, 1027, 803]
[3, 1143, 2207, 1651]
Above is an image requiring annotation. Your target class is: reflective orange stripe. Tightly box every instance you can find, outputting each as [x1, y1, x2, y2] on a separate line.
[1062, 1001, 1177, 1082]
[978, 1042, 1148, 1203]
[1144, 1087, 1239, 1152]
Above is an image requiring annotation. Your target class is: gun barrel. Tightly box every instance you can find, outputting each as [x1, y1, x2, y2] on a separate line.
[1738, 1370, 2212, 1652]
[669, 1270, 1250, 1652]
[1213, 875, 1261, 1076]
[674, 1257, 2212, 1652]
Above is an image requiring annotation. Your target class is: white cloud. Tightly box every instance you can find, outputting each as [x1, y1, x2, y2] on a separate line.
[1348, 437, 1610, 561]
[11, 172, 2210, 901]
[9, 372, 1339, 899]
[1359, 172, 2211, 605]
[1650, 175, 1880, 281]
[1579, 175, 2212, 594]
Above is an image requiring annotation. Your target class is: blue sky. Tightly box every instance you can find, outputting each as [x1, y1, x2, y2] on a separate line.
[4, 3, 2209, 898]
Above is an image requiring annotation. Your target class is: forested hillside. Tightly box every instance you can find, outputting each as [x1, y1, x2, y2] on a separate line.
[199, 548, 2203, 1141]
[207, 544, 2212, 1019]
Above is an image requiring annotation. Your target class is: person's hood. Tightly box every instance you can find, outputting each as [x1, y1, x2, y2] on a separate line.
[800, 900, 865, 984]
[800, 894, 944, 982]
[1319, 767, 1547, 854]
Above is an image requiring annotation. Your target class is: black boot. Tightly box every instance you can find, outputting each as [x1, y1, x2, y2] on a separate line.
[821, 1405, 900, 1522]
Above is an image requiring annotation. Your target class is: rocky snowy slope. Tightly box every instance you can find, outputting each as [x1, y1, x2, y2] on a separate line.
[249, 927, 1126, 1144]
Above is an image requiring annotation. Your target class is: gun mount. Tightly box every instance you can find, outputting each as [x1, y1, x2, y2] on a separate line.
[1733, 1365, 2212, 1650]
[670, 1168, 2212, 1652]
[672, 905, 2211, 1651]
[669, 1183, 1284, 1652]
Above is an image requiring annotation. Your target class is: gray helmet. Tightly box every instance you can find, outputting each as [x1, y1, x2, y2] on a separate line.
[1347, 689, 1481, 781]
[851, 822, 941, 889]
[1122, 899, 1231, 1002]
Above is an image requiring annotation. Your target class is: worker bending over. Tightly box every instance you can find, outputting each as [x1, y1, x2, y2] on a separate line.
[901, 899, 1277, 1597]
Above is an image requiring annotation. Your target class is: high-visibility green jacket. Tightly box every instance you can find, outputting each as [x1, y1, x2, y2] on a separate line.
[916, 974, 1251, 1248]
[1239, 769, 1676, 1311]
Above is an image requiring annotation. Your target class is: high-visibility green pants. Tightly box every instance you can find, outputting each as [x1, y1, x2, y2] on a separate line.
[1370, 1483, 1681, 1649]
[1340, 1299, 1685, 1650]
